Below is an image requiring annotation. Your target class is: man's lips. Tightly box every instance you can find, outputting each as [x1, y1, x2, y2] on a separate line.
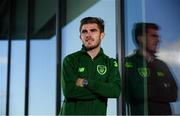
[86, 38, 94, 43]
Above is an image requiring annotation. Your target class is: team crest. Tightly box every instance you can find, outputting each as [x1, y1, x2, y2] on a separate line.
[114, 61, 118, 67]
[97, 65, 107, 75]
[138, 67, 150, 78]
[157, 71, 165, 77]
[78, 67, 85, 72]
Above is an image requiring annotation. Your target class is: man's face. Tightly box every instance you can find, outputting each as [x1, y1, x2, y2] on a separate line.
[80, 23, 104, 51]
[139, 28, 160, 54]
[146, 28, 160, 54]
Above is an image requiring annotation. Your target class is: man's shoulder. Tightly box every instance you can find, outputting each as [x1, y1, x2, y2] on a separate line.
[102, 53, 116, 61]
[64, 50, 82, 61]
[108, 57, 118, 62]
[124, 53, 139, 68]
[103, 55, 119, 68]
[125, 52, 138, 61]
[154, 58, 169, 67]
[66, 50, 82, 57]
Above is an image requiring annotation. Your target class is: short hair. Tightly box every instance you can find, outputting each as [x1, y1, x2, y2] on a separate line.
[79, 17, 104, 33]
[132, 22, 159, 45]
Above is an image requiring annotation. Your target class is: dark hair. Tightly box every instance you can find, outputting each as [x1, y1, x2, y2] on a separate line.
[79, 17, 104, 32]
[133, 22, 159, 45]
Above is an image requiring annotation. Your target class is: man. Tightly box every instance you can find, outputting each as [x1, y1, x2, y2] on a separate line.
[60, 17, 121, 115]
[125, 22, 178, 115]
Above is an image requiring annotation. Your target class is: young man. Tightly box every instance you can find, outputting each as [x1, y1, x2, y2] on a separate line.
[60, 17, 121, 115]
[125, 22, 178, 115]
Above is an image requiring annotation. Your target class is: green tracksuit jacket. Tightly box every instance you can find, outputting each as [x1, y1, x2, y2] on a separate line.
[60, 47, 121, 115]
[125, 50, 177, 115]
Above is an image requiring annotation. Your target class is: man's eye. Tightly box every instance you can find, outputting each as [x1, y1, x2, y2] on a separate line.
[91, 29, 97, 32]
[81, 30, 87, 34]
[152, 34, 159, 38]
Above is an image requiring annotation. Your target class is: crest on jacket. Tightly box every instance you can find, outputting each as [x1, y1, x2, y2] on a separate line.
[138, 67, 150, 78]
[97, 65, 107, 75]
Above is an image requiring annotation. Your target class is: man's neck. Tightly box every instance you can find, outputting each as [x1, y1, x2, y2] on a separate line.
[87, 47, 100, 59]
[139, 49, 155, 62]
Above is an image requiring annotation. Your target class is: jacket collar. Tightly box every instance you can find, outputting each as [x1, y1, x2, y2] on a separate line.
[135, 49, 156, 63]
[80, 45, 104, 58]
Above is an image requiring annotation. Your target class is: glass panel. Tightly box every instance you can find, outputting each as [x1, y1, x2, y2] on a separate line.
[9, 0, 27, 115]
[29, 37, 56, 115]
[9, 40, 26, 115]
[61, 0, 117, 115]
[28, 0, 56, 114]
[124, 1, 146, 114]
[124, 0, 180, 115]
[0, 41, 8, 115]
[145, 0, 180, 114]
[0, 0, 9, 114]
[1, 0, 57, 115]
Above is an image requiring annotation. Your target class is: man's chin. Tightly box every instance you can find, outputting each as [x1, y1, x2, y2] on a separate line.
[85, 47, 95, 51]
[85, 45, 98, 51]
[148, 50, 157, 55]
[84, 42, 100, 51]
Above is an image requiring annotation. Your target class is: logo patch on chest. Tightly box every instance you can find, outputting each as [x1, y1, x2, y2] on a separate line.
[97, 65, 107, 75]
[138, 67, 150, 78]
[157, 71, 165, 77]
[78, 67, 85, 72]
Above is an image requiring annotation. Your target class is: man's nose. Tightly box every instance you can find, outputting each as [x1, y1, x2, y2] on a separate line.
[156, 36, 160, 43]
[86, 31, 92, 36]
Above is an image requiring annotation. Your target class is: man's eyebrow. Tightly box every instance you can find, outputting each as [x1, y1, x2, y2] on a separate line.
[90, 29, 98, 31]
[151, 34, 159, 37]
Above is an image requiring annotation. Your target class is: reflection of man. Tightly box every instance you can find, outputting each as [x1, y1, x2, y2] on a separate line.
[60, 17, 121, 115]
[125, 22, 178, 115]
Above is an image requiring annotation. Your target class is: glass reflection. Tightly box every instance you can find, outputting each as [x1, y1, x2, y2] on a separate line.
[124, 0, 180, 114]
[125, 22, 178, 115]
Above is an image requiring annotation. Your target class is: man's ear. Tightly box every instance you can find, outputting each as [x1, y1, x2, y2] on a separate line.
[137, 36, 143, 45]
[100, 32, 105, 40]
[80, 35, 82, 40]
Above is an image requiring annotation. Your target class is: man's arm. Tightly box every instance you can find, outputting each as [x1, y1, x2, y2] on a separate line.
[148, 61, 178, 102]
[62, 56, 96, 100]
[76, 59, 121, 98]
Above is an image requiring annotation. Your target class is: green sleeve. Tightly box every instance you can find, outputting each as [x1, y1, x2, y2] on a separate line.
[62, 56, 96, 100]
[86, 60, 121, 98]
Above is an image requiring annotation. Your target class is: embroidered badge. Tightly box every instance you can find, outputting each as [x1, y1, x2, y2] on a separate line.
[97, 65, 107, 75]
[78, 67, 85, 72]
[125, 61, 133, 68]
[114, 61, 118, 67]
[138, 67, 150, 78]
[157, 71, 165, 77]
